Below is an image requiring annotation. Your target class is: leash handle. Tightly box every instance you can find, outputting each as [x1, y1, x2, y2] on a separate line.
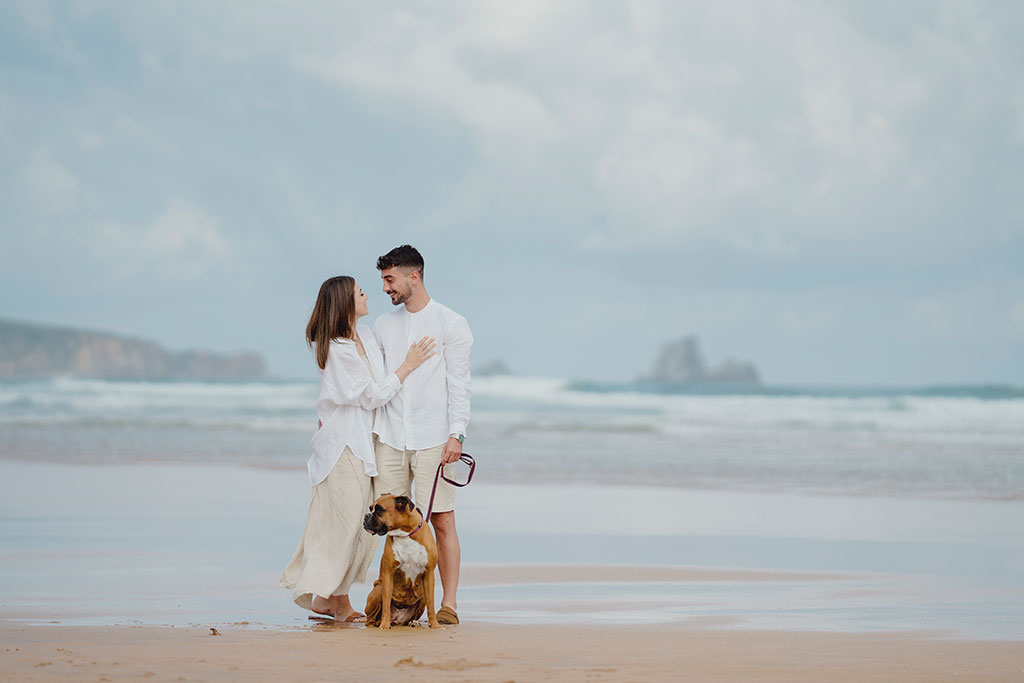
[442, 453, 475, 487]
[424, 453, 475, 524]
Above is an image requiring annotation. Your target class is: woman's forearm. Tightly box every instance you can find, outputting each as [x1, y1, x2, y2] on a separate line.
[394, 361, 414, 383]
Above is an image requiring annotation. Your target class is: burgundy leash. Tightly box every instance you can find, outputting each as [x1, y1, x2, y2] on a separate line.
[423, 453, 475, 524]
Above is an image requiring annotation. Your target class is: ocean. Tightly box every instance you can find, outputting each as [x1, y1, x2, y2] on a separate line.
[1, 376, 1021, 500]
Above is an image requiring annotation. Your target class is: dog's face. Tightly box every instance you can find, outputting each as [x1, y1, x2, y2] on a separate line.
[363, 494, 415, 536]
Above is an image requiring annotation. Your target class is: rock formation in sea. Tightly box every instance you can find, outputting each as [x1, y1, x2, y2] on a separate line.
[474, 359, 512, 377]
[640, 335, 760, 386]
[0, 318, 267, 381]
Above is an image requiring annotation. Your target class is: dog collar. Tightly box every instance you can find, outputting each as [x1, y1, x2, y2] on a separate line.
[387, 506, 425, 538]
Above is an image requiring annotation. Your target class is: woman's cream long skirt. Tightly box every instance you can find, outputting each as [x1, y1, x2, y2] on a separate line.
[280, 447, 377, 609]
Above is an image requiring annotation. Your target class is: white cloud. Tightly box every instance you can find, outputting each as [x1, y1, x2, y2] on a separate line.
[146, 200, 227, 257]
[19, 148, 92, 214]
[297, 14, 558, 145]
[78, 133, 103, 150]
[1014, 94, 1024, 144]
[595, 104, 770, 235]
[95, 200, 228, 280]
[802, 83, 900, 171]
[908, 299, 954, 336]
[290, 2, 954, 249]
[7, 0, 88, 69]
[1012, 303, 1024, 338]
[113, 115, 178, 159]
[0, 95, 14, 151]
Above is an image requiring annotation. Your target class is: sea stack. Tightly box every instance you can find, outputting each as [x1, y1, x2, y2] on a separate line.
[641, 335, 760, 386]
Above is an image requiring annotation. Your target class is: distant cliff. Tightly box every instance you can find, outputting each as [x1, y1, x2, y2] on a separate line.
[0, 319, 267, 381]
[640, 336, 760, 386]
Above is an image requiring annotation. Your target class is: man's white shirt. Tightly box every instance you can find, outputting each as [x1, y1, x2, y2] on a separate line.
[373, 298, 473, 451]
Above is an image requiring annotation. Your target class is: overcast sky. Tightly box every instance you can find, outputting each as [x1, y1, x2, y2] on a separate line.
[1, 1, 1022, 384]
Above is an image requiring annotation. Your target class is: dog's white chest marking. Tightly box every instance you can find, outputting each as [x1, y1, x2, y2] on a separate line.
[390, 535, 428, 579]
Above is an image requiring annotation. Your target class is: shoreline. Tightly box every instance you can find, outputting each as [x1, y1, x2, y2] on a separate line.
[0, 562, 860, 629]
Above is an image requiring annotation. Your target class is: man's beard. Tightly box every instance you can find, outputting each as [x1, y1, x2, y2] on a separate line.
[390, 289, 410, 306]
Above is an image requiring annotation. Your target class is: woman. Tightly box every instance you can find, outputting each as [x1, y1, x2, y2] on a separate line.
[281, 275, 435, 622]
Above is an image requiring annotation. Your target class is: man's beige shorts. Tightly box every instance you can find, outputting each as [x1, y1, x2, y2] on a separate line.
[374, 441, 457, 514]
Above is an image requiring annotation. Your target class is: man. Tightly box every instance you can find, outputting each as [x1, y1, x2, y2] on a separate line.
[372, 244, 473, 626]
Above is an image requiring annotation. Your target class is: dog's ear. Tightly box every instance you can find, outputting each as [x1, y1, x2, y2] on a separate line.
[394, 495, 412, 512]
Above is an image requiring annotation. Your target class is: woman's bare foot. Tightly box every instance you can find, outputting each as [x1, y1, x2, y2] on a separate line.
[311, 595, 336, 618]
[331, 594, 367, 622]
[311, 594, 366, 622]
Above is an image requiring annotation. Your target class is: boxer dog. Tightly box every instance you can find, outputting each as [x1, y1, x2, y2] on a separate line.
[362, 494, 442, 630]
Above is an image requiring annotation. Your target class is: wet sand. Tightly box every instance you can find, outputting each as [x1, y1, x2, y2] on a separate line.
[2, 619, 1021, 682]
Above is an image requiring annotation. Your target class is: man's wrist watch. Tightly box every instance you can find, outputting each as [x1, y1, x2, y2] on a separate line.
[449, 433, 465, 444]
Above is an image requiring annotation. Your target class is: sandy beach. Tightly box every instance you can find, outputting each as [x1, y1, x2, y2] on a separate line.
[2, 455, 1022, 681]
[3, 619, 1022, 682]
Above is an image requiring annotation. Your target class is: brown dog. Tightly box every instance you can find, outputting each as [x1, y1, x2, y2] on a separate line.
[362, 494, 442, 630]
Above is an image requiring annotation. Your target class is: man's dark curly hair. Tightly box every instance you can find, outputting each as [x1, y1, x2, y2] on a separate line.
[376, 244, 424, 277]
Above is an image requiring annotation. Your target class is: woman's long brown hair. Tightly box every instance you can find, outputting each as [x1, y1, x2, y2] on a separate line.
[306, 276, 356, 370]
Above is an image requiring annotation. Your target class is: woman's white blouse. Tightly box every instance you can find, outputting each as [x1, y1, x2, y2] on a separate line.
[307, 324, 400, 486]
